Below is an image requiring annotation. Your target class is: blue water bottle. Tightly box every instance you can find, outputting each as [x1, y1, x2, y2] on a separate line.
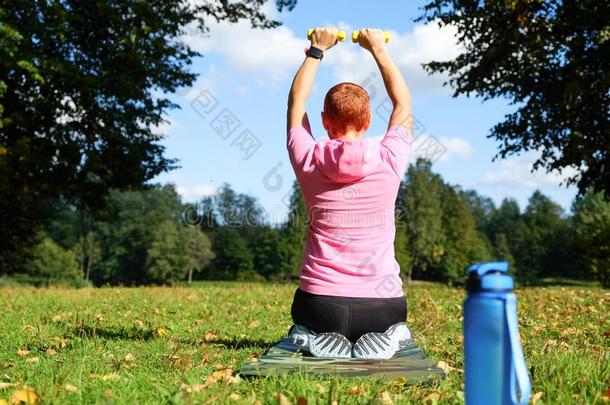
[463, 262, 531, 405]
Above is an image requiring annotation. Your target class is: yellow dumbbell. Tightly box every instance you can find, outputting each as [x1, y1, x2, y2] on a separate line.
[307, 29, 346, 42]
[351, 31, 391, 43]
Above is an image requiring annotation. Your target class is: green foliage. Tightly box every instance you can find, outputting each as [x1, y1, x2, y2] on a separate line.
[183, 225, 214, 283]
[401, 159, 446, 280]
[571, 190, 610, 287]
[24, 235, 80, 281]
[493, 233, 516, 275]
[145, 220, 189, 285]
[419, 0, 610, 193]
[279, 181, 308, 280]
[396, 159, 491, 283]
[438, 186, 483, 283]
[0, 0, 295, 274]
[517, 191, 568, 282]
[12, 175, 606, 287]
[251, 226, 286, 281]
[210, 228, 255, 280]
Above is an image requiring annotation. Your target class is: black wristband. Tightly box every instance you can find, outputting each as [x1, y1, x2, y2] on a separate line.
[306, 46, 324, 60]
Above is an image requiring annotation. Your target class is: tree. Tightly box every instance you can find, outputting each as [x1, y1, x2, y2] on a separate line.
[463, 189, 496, 231]
[209, 227, 254, 280]
[486, 198, 527, 279]
[394, 193, 412, 282]
[251, 226, 285, 281]
[25, 235, 81, 282]
[183, 225, 214, 284]
[145, 220, 187, 284]
[74, 232, 102, 281]
[494, 233, 516, 275]
[419, 0, 610, 193]
[520, 190, 567, 281]
[93, 184, 184, 284]
[400, 159, 446, 281]
[0, 0, 297, 273]
[571, 190, 610, 288]
[279, 181, 308, 280]
[438, 185, 488, 283]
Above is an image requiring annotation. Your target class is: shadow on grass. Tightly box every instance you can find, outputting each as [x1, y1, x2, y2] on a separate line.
[71, 324, 156, 341]
[201, 336, 274, 350]
[525, 278, 600, 288]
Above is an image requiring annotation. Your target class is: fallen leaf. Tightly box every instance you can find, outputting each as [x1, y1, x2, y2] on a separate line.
[436, 361, 462, 373]
[124, 353, 136, 362]
[345, 385, 365, 396]
[248, 320, 260, 328]
[229, 393, 240, 401]
[274, 393, 292, 405]
[297, 397, 307, 405]
[16, 350, 30, 357]
[10, 387, 40, 404]
[424, 392, 440, 404]
[156, 327, 168, 337]
[204, 332, 217, 342]
[532, 391, 544, 404]
[101, 373, 120, 382]
[25, 358, 39, 364]
[379, 390, 393, 404]
[63, 384, 77, 393]
[102, 389, 112, 398]
[45, 349, 57, 356]
[180, 383, 206, 393]
[603, 389, 610, 402]
[52, 315, 61, 322]
[0, 383, 18, 390]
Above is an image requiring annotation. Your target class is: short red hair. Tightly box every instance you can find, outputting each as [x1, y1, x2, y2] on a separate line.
[323, 82, 370, 136]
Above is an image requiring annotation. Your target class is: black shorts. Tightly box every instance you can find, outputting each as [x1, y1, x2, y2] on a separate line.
[290, 288, 407, 342]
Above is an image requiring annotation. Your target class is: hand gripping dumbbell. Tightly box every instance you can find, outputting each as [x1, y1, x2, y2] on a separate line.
[306, 29, 391, 44]
[307, 29, 347, 42]
[351, 31, 391, 43]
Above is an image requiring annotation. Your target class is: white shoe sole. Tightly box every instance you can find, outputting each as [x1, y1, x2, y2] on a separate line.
[352, 323, 412, 359]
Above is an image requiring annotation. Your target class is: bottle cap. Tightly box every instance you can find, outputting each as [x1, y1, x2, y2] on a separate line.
[465, 261, 513, 292]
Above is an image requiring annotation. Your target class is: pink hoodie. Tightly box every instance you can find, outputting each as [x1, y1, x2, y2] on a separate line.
[287, 123, 412, 298]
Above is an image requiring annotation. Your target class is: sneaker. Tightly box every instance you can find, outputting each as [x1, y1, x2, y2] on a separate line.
[309, 332, 352, 358]
[288, 324, 317, 351]
[287, 324, 352, 358]
[352, 322, 412, 359]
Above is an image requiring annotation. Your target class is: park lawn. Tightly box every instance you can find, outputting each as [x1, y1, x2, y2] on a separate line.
[0, 282, 608, 404]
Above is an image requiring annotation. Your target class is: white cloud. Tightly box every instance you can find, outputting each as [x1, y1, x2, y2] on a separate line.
[437, 136, 473, 161]
[175, 184, 217, 201]
[478, 152, 579, 189]
[183, 15, 460, 93]
[183, 9, 307, 84]
[176, 64, 232, 100]
[368, 133, 473, 163]
[151, 117, 178, 138]
[326, 21, 461, 95]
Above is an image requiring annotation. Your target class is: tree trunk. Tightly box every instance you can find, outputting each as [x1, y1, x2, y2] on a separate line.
[188, 268, 193, 284]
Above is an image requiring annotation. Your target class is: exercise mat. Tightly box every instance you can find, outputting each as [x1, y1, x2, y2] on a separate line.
[240, 338, 446, 382]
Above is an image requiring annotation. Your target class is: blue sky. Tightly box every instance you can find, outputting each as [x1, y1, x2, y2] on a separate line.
[153, 0, 577, 222]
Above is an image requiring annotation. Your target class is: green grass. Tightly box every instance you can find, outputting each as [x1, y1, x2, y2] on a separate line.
[0, 282, 608, 404]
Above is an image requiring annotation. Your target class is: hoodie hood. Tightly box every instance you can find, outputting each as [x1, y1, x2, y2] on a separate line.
[313, 138, 381, 183]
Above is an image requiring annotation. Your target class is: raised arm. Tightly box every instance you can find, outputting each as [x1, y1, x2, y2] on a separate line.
[357, 29, 413, 134]
[287, 28, 339, 131]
